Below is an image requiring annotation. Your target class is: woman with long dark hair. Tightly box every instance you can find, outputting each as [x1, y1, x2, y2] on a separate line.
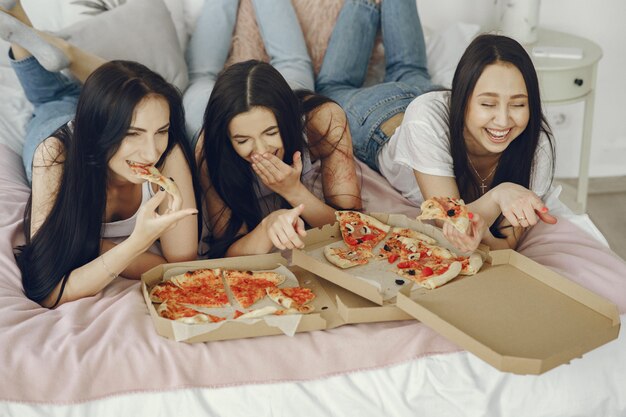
[318, 0, 556, 252]
[3, 2, 199, 307]
[186, 0, 361, 257]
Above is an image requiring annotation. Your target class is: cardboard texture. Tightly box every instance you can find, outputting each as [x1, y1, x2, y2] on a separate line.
[397, 249, 620, 375]
[142, 252, 409, 343]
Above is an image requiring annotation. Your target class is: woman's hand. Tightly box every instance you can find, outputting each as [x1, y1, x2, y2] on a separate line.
[443, 212, 486, 253]
[252, 151, 304, 198]
[261, 204, 307, 250]
[130, 190, 198, 252]
[491, 183, 557, 228]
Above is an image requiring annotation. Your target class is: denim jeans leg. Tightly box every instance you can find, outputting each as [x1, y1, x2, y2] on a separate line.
[252, 0, 313, 91]
[381, 0, 432, 92]
[183, 0, 238, 140]
[316, 0, 379, 94]
[11, 55, 80, 183]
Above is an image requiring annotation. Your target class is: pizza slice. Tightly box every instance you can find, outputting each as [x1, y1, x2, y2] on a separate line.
[149, 269, 230, 308]
[417, 197, 470, 233]
[397, 236, 455, 260]
[266, 286, 316, 313]
[335, 211, 391, 248]
[378, 228, 438, 262]
[455, 252, 484, 276]
[324, 245, 373, 269]
[224, 270, 285, 309]
[396, 258, 462, 290]
[157, 300, 210, 324]
[127, 161, 182, 204]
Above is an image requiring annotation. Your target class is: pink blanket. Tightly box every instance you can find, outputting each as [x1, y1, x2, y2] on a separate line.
[1, 144, 625, 404]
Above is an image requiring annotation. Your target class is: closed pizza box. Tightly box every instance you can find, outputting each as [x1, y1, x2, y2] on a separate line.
[141, 252, 411, 343]
[396, 249, 621, 375]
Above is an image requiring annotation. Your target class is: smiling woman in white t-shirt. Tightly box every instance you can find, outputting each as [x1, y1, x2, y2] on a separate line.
[377, 34, 557, 252]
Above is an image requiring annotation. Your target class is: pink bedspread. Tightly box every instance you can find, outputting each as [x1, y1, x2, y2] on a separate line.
[1, 144, 625, 404]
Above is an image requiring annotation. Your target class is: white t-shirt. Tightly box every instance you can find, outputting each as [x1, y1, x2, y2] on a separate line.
[377, 91, 553, 206]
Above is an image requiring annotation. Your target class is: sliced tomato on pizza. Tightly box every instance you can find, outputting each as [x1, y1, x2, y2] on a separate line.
[396, 257, 463, 290]
[417, 197, 470, 233]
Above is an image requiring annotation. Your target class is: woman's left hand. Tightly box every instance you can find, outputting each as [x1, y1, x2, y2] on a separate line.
[251, 151, 303, 197]
[492, 183, 557, 228]
[443, 212, 486, 253]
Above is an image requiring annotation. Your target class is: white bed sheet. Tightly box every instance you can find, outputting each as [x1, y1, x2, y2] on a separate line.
[3, 314, 625, 417]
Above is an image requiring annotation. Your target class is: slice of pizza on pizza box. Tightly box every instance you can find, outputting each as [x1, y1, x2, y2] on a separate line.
[292, 212, 487, 306]
[141, 252, 415, 343]
[142, 253, 332, 343]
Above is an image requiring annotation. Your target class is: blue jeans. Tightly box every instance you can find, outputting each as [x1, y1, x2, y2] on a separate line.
[183, 0, 314, 144]
[10, 53, 80, 183]
[316, 0, 434, 172]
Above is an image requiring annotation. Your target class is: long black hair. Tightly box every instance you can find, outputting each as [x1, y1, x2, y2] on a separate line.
[15, 60, 196, 305]
[201, 60, 336, 258]
[448, 34, 555, 236]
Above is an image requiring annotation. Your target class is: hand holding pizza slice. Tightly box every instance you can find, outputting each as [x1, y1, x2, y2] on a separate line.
[417, 197, 470, 234]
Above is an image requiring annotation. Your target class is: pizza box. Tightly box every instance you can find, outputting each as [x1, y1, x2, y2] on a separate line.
[396, 249, 621, 375]
[141, 252, 411, 343]
[291, 212, 486, 307]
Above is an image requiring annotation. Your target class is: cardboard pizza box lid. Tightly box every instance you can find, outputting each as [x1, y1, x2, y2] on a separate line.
[396, 249, 621, 375]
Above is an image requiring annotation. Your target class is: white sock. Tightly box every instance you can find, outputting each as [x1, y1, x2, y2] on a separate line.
[0, 11, 69, 72]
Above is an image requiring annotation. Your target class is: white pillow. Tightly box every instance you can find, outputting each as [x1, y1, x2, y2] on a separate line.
[23, 0, 188, 91]
[426, 22, 481, 88]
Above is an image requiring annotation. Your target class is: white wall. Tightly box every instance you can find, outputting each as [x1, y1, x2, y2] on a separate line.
[418, 0, 626, 178]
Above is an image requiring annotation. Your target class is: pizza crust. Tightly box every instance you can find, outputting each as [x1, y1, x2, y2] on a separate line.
[459, 253, 484, 275]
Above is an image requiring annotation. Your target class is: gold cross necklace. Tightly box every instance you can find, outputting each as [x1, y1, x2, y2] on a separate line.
[467, 156, 498, 195]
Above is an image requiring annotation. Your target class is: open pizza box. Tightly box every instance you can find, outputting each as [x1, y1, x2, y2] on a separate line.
[291, 212, 486, 322]
[141, 252, 412, 343]
[292, 212, 621, 374]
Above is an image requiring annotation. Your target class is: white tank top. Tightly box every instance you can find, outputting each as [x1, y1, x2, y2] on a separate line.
[101, 181, 156, 238]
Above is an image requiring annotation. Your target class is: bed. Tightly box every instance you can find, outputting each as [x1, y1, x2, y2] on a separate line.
[1, 1, 626, 416]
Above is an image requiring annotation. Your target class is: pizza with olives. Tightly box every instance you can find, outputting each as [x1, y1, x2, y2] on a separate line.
[417, 197, 470, 233]
[336, 211, 390, 248]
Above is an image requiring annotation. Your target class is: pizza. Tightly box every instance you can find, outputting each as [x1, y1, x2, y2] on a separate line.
[396, 258, 463, 290]
[324, 245, 373, 269]
[127, 161, 182, 204]
[224, 269, 285, 308]
[417, 197, 470, 233]
[378, 228, 437, 262]
[149, 270, 230, 308]
[156, 301, 225, 324]
[455, 253, 484, 276]
[266, 286, 316, 313]
[336, 211, 390, 248]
